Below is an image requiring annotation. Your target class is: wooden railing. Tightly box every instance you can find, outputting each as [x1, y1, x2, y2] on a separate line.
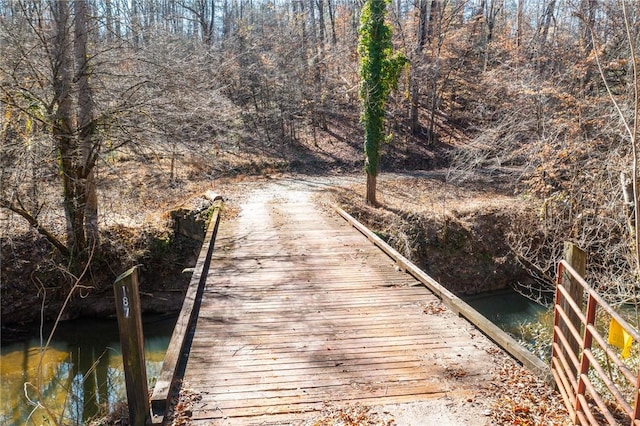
[150, 194, 223, 424]
[337, 207, 550, 379]
[552, 255, 640, 425]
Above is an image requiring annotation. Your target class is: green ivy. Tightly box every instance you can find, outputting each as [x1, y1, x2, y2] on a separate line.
[358, 0, 407, 177]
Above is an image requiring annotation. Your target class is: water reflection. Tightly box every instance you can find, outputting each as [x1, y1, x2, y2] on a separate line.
[465, 289, 548, 336]
[0, 316, 175, 425]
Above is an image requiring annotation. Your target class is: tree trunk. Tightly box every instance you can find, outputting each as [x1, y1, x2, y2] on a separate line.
[105, 0, 113, 42]
[317, 0, 325, 49]
[114, 0, 122, 38]
[50, 0, 100, 260]
[427, 0, 439, 45]
[309, 0, 317, 46]
[417, 0, 428, 48]
[53, 1, 87, 256]
[75, 0, 98, 250]
[359, 0, 404, 206]
[410, 0, 428, 134]
[223, 0, 230, 39]
[484, 0, 500, 43]
[427, 71, 438, 144]
[516, 0, 523, 49]
[327, 0, 337, 44]
[582, 0, 596, 55]
[131, 0, 141, 47]
[538, 0, 556, 51]
[366, 171, 377, 206]
[316, 0, 326, 129]
[409, 79, 420, 134]
[209, 0, 216, 44]
[426, 1, 442, 143]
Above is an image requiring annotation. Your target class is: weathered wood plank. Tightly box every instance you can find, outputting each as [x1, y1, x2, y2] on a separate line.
[194, 344, 465, 363]
[184, 365, 476, 389]
[186, 357, 453, 377]
[181, 371, 447, 393]
[169, 188, 541, 423]
[197, 295, 436, 308]
[183, 374, 447, 397]
[189, 336, 473, 353]
[195, 381, 448, 406]
[189, 324, 460, 338]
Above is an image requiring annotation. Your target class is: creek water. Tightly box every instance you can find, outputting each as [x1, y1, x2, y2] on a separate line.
[465, 288, 551, 351]
[465, 289, 548, 333]
[0, 315, 176, 425]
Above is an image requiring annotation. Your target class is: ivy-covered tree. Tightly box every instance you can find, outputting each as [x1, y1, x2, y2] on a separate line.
[358, 0, 406, 205]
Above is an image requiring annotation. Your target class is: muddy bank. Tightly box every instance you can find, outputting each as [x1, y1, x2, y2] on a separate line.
[342, 205, 535, 295]
[0, 231, 199, 341]
[0, 196, 219, 343]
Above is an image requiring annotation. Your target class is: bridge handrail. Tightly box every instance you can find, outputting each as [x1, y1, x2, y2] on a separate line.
[150, 198, 223, 424]
[552, 259, 640, 425]
[335, 206, 550, 381]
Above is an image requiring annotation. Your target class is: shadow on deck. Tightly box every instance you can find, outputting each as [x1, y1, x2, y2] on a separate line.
[149, 187, 548, 425]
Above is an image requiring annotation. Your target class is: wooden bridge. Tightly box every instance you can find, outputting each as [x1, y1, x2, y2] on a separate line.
[149, 180, 547, 425]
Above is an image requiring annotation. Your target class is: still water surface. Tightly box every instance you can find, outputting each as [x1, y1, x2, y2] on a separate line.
[1, 315, 175, 425]
[465, 288, 553, 361]
[465, 289, 548, 336]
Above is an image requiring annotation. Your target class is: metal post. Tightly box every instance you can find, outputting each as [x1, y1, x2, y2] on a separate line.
[114, 266, 149, 426]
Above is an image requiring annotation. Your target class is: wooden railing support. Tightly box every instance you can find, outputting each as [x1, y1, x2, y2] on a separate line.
[560, 242, 586, 378]
[114, 266, 150, 426]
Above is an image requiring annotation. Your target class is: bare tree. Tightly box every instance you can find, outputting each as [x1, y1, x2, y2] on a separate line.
[0, 0, 149, 263]
[537, 0, 557, 51]
[180, 0, 217, 44]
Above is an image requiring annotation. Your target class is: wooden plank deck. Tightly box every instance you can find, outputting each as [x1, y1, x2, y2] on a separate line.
[178, 184, 508, 425]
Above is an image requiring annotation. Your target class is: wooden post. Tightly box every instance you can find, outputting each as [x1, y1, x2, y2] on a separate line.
[560, 242, 586, 378]
[114, 266, 150, 426]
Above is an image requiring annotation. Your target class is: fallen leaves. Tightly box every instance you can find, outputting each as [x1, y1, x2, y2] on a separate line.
[488, 362, 570, 425]
[305, 403, 395, 426]
[423, 300, 446, 315]
[164, 380, 202, 426]
[444, 366, 468, 379]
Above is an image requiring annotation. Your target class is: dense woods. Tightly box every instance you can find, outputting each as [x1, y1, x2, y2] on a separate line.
[1, 0, 640, 311]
